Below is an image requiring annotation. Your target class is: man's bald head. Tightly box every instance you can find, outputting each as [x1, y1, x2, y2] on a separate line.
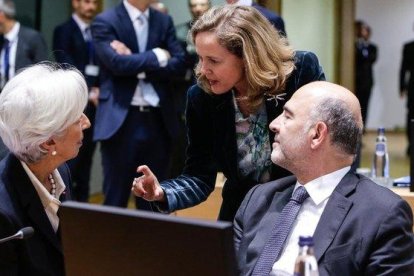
[295, 81, 363, 156]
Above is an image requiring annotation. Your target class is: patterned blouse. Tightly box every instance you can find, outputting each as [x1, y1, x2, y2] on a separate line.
[233, 92, 273, 184]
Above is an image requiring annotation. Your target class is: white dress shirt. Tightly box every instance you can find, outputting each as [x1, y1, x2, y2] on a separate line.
[21, 161, 66, 233]
[123, 0, 167, 106]
[270, 166, 351, 276]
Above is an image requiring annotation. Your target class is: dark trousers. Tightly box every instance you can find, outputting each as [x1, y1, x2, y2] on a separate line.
[67, 103, 96, 202]
[356, 85, 372, 127]
[406, 108, 414, 154]
[101, 107, 170, 210]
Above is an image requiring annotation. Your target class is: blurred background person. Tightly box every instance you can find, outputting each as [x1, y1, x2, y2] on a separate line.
[169, 0, 211, 178]
[53, 0, 100, 202]
[132, 5, 325, 221]
[91, 0, 185, 210]
[226, 0, 286, 36]
[352, 20, 377, 171]
[0, 62, 90, 275]
[0, 0, 48, 160]
[355, 20, 377, 128]
[400, 22, 414, 155]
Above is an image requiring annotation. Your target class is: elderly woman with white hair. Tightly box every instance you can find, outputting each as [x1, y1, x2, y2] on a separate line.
[0, 62, 90, 275]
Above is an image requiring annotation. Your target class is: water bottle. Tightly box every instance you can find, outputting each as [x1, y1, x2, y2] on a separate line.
[371, 127, 390, 186]
[293, 236, 319, 276]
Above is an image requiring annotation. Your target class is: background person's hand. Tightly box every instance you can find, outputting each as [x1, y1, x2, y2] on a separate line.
[131, 165, 165, 202]
[110, 40, 132, 55]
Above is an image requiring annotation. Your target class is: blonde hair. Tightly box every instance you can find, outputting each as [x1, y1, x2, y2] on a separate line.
[190, 5, 295, 110]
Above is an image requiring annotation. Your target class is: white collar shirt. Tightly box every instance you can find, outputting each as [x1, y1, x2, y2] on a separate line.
[270, 166, 351, 276]
[235, 0, 253, 6]
[20, 161, 66, 233]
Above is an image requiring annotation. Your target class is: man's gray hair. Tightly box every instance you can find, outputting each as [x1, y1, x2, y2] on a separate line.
[308, 97, 363, 155]
[0, 0, 15, 18]
[0, 62, 88, 163]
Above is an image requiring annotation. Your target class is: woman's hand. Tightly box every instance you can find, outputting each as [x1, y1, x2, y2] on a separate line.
[131, 165, 165, 202]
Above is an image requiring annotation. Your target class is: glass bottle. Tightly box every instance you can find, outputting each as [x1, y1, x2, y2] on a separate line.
[293, 236, 319, 276]
[371, 127, 390, 186]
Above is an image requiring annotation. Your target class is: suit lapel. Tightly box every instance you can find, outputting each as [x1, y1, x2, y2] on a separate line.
[6, 155, 62, 252]
[70, 18, 88, 48]
[116, 3, 139, 53]
[212, 92, 238, 179]
[248, 180, 295, 264]
[313, 173, 356, 261]
[15, 28, 24, 70]
[147, 8, 158, 51]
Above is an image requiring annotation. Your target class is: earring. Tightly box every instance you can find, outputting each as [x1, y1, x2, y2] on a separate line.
[52, 150, 57, 156]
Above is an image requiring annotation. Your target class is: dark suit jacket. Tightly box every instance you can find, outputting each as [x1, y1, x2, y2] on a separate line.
[0, 25, 48, 73]
[91, 3, 185, 141]
[400, 41, 414, 107]
[53, 17, 98, 88]
[252, 2, 286, 36]
[0, 154, 72, 276]
[158, 51, 325, 221]
[234, 173, 414, 275]
[355, 40, 377, 92]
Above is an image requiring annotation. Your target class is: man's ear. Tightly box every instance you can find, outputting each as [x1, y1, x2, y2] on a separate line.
[310, 122, 328, 149]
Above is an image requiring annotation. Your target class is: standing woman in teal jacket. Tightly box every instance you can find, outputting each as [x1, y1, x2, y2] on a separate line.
[132, 5, 325, 221]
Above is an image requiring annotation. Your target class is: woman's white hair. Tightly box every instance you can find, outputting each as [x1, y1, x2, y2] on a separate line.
[0, 62, 88, 163]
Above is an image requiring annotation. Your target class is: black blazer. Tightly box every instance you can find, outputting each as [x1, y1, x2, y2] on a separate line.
[234, 173, 414, 275]
[0, 154, 72, 276]
[53, 17, 98, 88]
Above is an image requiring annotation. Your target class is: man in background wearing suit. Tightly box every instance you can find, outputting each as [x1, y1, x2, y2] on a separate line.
[91, 0, 185, 209]
[355, 20, 377, 128]
[400, 25, 414, 155]
[0, 0, 48, 160]
[234, 81, 414, 275]
[53, 0, 99, 202]
[226, 0, 286, 36]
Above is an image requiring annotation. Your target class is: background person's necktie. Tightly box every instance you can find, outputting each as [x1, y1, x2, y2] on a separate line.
[252, 186, 310, 276]
[84, 27, 94, 64]
[135, 14, 159, 107]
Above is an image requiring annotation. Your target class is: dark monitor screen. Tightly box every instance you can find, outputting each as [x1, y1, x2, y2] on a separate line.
[60, 201, 237, 276]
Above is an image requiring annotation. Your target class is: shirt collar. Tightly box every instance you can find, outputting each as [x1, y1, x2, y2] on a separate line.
[72, 13, 90, 33]
[5, 22, 20, 43]
[294, 166, 350, 206]
[123, 0, 150, 23]
[235, 0, 253, 6]
[20, 161, 66, 208]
